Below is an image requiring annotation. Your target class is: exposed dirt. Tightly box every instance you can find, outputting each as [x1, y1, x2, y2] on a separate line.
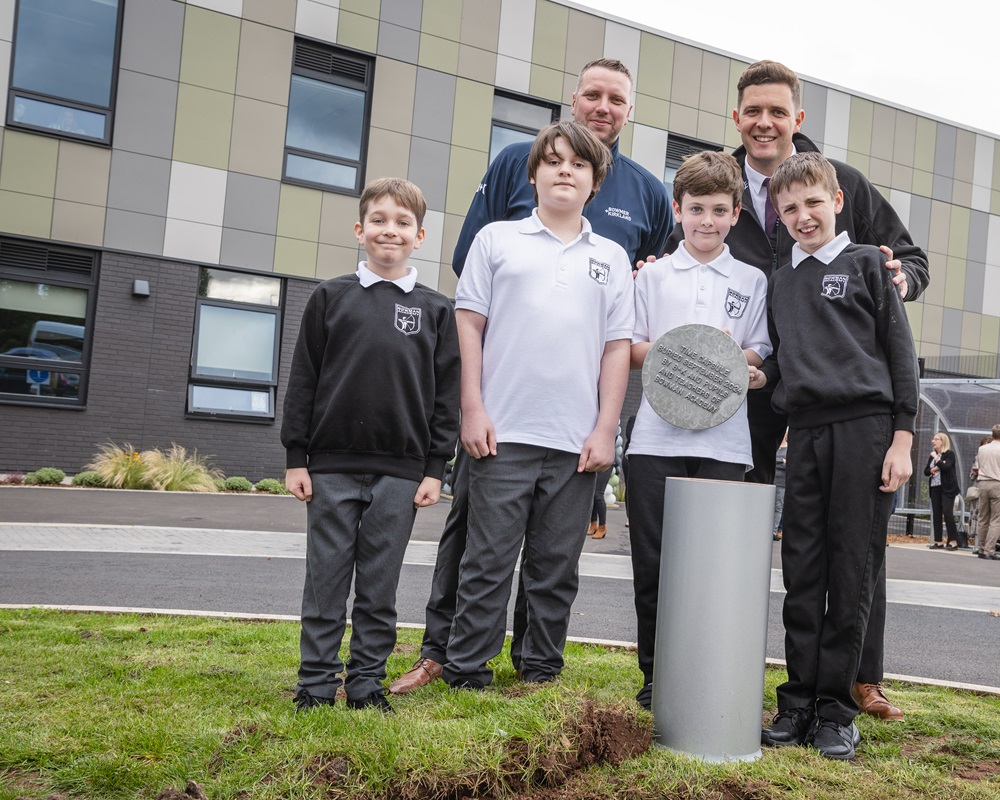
[154, 781, 209, 800]
[304, 701, 651, 799]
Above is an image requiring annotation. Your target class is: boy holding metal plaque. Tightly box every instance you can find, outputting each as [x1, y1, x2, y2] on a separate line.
[755, 152, 917, 759]
[628, 150, 771, 710]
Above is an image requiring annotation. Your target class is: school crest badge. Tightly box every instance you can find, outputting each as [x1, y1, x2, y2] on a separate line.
[588, 258, 610, 285]
[725, 288, 750, 319]
[821, 275, 848, 300]
[394, 303, 421, 336]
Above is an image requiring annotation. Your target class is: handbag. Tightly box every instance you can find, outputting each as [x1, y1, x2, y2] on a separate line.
[966, 484, 980, 502]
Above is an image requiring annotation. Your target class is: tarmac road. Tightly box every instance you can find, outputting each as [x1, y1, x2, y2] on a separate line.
[2, 486, 999, 691]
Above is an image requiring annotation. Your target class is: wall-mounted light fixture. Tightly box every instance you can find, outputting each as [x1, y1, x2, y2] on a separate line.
[132, 279, 150, 298]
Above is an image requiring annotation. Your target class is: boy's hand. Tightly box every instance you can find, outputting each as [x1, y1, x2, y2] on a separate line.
[748, 365, 767, 390]
[881, 431, 914, 493]
[880, 245, 908, 299]
[413, 477, 441, 508]
[285, 467, 312, 502]
[461, 406, 497, 459]
[578, 430, 614, 473]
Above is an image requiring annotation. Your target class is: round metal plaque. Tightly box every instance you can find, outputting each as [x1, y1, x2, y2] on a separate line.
[641, 324, 750, 431]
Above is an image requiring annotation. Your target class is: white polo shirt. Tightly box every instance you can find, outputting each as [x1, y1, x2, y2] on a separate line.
[630, 241, 770, 467]
[456, 210, 635, 453]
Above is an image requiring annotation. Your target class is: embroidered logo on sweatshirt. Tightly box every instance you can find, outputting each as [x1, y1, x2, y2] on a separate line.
[821, 275, 848, 300]
[394, 303, 422, 335]
[605, 206, 632, 221]
[725, 288, 750, 319]
[588, 258, 610, 285]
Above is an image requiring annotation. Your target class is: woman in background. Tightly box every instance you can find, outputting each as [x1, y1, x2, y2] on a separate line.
[925, 432, 960, 550]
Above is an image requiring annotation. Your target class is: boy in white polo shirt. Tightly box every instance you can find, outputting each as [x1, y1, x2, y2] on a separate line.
[628, 150, 771, 710]
[443, 121, 635, 689]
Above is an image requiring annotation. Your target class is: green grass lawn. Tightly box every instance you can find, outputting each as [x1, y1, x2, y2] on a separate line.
[1, 609, 997, 799]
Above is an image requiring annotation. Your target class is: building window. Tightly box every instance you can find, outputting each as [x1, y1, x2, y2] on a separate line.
[489, 91, 560, 163]
[663, 134, 724, 199]
[6, 0, 123, 144]
[188, 268, 283, 420]
[0, 238, 96, 406]
[283, 41, 373, 195]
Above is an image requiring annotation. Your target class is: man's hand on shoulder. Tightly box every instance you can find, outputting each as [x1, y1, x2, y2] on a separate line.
[633, 253, 659, 279]
[880, 245, 908, 299]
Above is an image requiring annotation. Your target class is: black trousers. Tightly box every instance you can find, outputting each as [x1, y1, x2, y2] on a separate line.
[777, 415, 894, 725]
[627, 454, 746, 684]
[929, 486, 959, 543]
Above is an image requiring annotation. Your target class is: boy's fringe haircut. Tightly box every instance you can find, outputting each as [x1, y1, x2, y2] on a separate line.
[769, 152, 840, 203]
[672, 150, 742, 207]
[359, 177, 428, 228]
[527, 121, 612, 204]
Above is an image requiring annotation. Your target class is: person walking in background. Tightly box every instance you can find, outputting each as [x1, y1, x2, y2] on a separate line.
[967, 435, 992, 553]
[925, 432, 959, 550]
[974, 424, 1000, 561]
[587, 465, 614, 540]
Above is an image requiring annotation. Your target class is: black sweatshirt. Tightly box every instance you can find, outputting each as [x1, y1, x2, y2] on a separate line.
[664, 132, 930, 300]
[764, 242, 918, 433]
[281, 275, 460, 482]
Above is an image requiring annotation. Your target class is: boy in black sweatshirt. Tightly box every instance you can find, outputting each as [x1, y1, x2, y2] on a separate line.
[753, 153, 917, 759]
[281, 177, 460, 713]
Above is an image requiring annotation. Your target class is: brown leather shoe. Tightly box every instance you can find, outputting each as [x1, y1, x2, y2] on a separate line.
[388, 657, 442, 695]
[586, 521, 598, 536]
[853, 682, 904, 721]
[591, 524, 607, 540]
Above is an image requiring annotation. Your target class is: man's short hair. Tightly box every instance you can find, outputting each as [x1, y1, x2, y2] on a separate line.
[576, 58, 633, 91]
[769, 152, 839, 204]
[993, 423, 1000, 440]
[358, 177, 427, 228]
[527, 121, 612, 204]
[737, 60, 802, 112]
[672, 150, 742, 208]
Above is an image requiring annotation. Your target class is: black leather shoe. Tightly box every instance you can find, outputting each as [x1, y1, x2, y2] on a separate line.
[294, 688, 336, 712]
[809, 717, 860, 760]
[636, 681, 653, 711]
[761, 706, 814, 747]
[347, 689, 393, 713]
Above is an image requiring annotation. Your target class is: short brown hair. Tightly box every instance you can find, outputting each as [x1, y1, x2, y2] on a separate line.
[358, 177, 427, 228]
[576, 58, 633, 92]
[672, 150, 742, 208]
[993, 424, 1000, 440]
[769, 152, 839, 205]
[737, 60, 802, 112]
[527, 121, 612, 205]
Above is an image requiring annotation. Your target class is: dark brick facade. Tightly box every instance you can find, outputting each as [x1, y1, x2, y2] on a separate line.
[0, 250, 315, 481]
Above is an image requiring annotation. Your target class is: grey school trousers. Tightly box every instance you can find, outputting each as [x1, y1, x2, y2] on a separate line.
[442, 443, 595, 686]
[298, 472, 418, 702]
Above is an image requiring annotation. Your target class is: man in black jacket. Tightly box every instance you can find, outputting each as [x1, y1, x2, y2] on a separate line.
[663, 60, 927, 722]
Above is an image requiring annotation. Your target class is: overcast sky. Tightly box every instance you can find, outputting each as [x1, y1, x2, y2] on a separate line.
[575, 0, 998, 138]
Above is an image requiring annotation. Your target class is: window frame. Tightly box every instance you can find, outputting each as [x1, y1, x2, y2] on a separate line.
[663, 133, 725, 197]
[6, 0, 125, 146]
[0, 237, 98, 409]
[186, 269, 284, 422]
[282, 39, 374, 196]
[489, 90, 561, 164]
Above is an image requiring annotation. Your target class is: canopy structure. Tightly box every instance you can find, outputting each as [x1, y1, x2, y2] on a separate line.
[896, 380, 1000, 531]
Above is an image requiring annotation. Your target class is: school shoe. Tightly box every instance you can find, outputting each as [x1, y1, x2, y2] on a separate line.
[635, 682, 653, 711]
[448, 676, 486, 690]
[852, 682, 904, 720]
[761, 707, 814, 747]
[808, 717, 860, 760]
[388, 657, 442, 695]
[294, 688, 336, 712]
[347, 689, 393, 714]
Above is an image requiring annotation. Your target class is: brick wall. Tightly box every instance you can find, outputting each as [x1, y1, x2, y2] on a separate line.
[0, 251, 314, 481]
